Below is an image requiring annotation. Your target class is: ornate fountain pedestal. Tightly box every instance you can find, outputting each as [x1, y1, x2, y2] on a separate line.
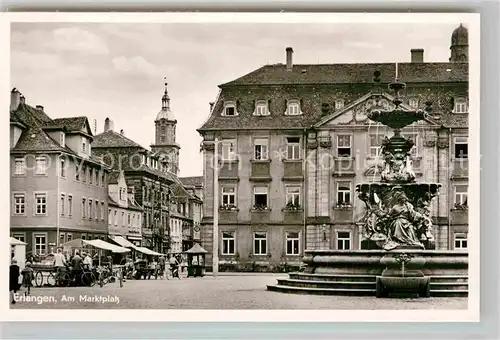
[376, 252, 430, 298]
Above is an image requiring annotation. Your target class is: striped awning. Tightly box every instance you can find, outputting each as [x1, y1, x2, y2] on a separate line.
[110, 235, 138, 250]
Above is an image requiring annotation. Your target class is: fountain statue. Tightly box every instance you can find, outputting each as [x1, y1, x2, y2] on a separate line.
[357, 79, 440, 252]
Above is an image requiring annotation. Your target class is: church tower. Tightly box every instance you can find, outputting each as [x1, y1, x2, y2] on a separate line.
[151, 81, 180, 175]
[449, 23, 468, 63]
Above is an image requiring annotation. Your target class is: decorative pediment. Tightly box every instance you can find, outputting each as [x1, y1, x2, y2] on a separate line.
[314, 92, 438, 128]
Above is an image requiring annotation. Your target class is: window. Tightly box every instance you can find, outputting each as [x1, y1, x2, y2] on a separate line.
[67, 233, 73, 242]
[285, 186, 300, 206]
[409, 98, 419, 108]
[253, 138, 268, 160]
[337, 135, 351, 157]
[122, 212, 125, 226]
[454, 137, 468, 159]
[369, 134, 384, 157]
[108, 209, 112, 224]
[286, 231, 300, 255]
[223, 102, 237, 116]
[13, 193, 25, 215]
[94, 171, 98, 185]
[35, 157, 47, 175]
[286, 137, 301, 160]
[68, 195, 73, 216]
[101, 173, 105, 187]
[337, 231, 351, 250]
[60, 132, 65, 146]
[88, 199, 93, 220]
[75, 165, 80, 181]
[95, 200, 99, 220]
[82, 141, 86, 152]
[89, 169, 93, 184]
[454, 98, 468, 113]
[253, 232, 267, 255]
[59, 233, 66, 245]
[454, 185, 468, 206]
[34, 234, 47, 255]
[114, 210, 118, 225]
[14, 158, 26, 175]
[402, 133, 418, 157]
[253, 186, 268, 208]
[101, 202, 104, 220]
[35, 193, 47, 215]
[286, 100, 301, 115]
[335, 99, 345, 110]
[60, 194, 65, 216]
[128, 213, 131, 226]
[255, 102, 268, 116]
[221, 139, 236, 161]
[221, 186, 236, 206]
[336, 182, 352, 205]
[60, 158, 66, 177]
[81, 234, 87, 240]
[81, 165, 86, 182]
[12, 233, 25, 243]
[82, 198, 86, 218]
[454, 234, 468, 250]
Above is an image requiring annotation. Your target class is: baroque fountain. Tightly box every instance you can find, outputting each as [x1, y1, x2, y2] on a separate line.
[267, 76, 468, 298]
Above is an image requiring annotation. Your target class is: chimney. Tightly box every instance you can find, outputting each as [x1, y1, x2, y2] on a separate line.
[19, 95, 26, 105]
[104, 117, 114, 132]
[36, 105, 44, 111]
[10, 88, 21, 111]
[411, 49, 424, 63]
[286, 47, 294, 71]
[120, 129, 124, 136]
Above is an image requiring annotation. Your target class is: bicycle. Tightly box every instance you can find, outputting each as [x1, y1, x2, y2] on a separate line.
[154, 265, 165, 280]
[166, 265, 181, 280]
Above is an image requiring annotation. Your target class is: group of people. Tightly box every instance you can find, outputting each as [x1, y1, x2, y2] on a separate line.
[9, 259, 34, 304]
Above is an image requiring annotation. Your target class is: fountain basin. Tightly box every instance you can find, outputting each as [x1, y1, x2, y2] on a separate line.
[266, 250, 468, 297]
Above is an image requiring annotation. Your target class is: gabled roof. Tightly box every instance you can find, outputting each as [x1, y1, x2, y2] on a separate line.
[11, 126, 68, 153]
[51, 116, 91, 135]
[221, 62, 468, 87]
[92, 130, 146, 149]
[179, 176, 203, 187]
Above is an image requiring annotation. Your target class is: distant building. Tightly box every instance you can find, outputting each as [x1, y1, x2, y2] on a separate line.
[10, 89, 110, 255]
[198, 24, 470, 269]
[180, 176, 204, 245]
[92, 83, 203, 254]
[107, 170, 143, 246]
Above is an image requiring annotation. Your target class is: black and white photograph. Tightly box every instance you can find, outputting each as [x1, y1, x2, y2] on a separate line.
[2, 12, 479, 321]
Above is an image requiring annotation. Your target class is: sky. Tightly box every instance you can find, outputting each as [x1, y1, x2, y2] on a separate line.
[10, 21, 463, 177]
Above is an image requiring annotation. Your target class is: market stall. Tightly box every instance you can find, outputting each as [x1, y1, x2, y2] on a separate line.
[184, 243, 207, 278]
[10, 237, 27, 271]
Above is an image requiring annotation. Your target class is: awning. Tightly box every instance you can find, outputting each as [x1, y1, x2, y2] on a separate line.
[83, 239, 130, 253]
[110, 235, 138, 250]
[135, 246, 164, 256]
[10, 237, 27, 246]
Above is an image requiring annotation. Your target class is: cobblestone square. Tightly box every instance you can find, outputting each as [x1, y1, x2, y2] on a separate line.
[11, 274, 467, 310]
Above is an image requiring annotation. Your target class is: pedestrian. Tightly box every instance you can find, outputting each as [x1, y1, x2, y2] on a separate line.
[53, 248, 66, 276]
[72, 251, 83, 286]
[9, 259, 20, 304]
[82, 252, 93, 271]
[21, 262, 34, 296]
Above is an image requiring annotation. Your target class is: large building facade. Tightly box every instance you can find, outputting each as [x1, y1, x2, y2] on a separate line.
[10, 89, 110, 256]
[198, 24, 469, 269]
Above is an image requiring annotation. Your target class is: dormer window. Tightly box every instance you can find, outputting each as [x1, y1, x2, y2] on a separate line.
[223, 101, 237, 116]
[254, 101, 269, 116]
[286, 100, 302, 116]
[409, 98, 419, 108]
[454, 97, 468, 113]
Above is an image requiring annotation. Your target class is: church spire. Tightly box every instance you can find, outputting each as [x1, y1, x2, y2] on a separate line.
[162, 77, 170, 110]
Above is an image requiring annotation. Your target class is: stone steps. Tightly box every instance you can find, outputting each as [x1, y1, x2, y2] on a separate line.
[267, 273, 468, 297]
